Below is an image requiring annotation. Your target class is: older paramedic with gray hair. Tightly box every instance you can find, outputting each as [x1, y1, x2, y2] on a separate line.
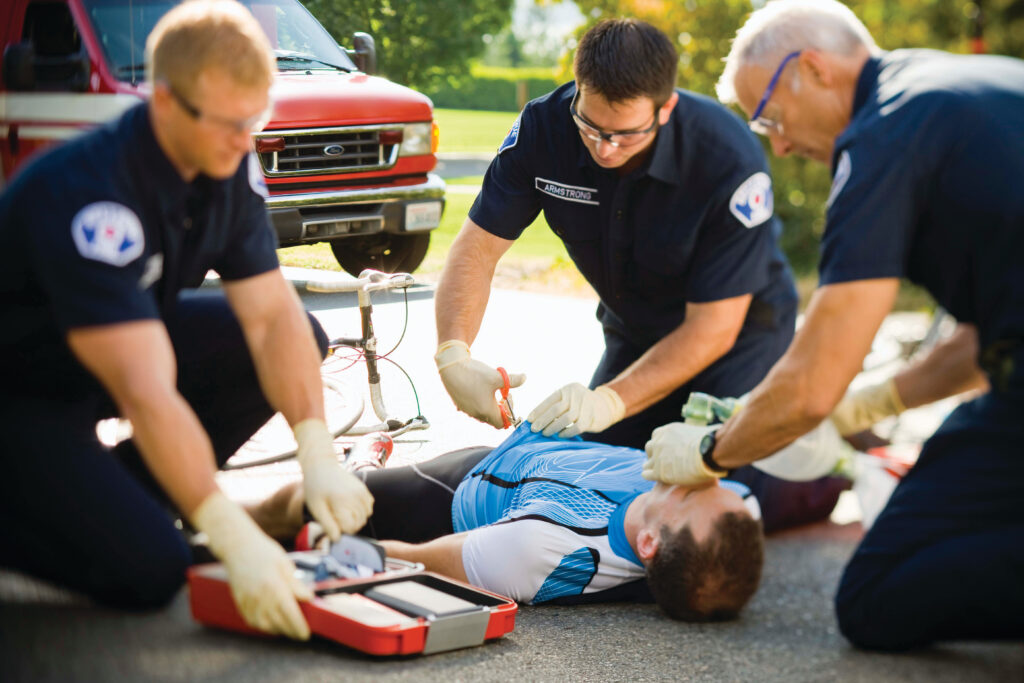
[641, 0, 1024, 652]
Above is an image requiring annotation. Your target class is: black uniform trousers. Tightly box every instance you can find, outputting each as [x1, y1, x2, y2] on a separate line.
[582, 323, 851, 533]
[0, 293, 327, 609]
[835, 391, 1024, 650]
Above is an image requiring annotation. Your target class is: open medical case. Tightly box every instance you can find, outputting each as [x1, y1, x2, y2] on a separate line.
[187, 552, 518, 655]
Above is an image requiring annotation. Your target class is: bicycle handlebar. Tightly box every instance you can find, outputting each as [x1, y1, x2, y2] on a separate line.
[306, 269, 415, 294]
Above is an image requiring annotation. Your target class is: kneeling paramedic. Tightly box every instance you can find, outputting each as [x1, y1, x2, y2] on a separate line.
[0, 0, 371, 641]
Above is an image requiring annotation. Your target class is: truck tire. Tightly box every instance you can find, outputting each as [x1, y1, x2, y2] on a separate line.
[329, 233, 430, 276]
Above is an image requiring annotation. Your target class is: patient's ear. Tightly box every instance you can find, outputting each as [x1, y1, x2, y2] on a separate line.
[637, 528, 660, 561]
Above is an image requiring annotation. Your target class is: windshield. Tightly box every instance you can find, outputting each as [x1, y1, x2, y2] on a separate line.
[82, 0, 357, 83]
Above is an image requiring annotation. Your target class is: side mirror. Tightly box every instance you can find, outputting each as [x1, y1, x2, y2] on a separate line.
[3, 42, 36, 91]
[350, 32, 376, 75]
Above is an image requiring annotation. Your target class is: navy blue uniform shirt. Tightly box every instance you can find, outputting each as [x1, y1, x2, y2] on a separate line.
[822, 50, 1024, 391]
[0, 103, 279, 396]
[470, 82, 796, 347]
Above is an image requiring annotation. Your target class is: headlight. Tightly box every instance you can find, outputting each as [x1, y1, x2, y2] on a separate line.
[399, 123, 432, 157]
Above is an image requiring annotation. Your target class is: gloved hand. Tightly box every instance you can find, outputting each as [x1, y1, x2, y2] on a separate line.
[830, 378, 906, 436]
[642, 422, 724, 486]
[435, 340, 525, 428]
[527, 383, 626, 438]
[191, 491, 312, 640]
[294, 418, 374, 541]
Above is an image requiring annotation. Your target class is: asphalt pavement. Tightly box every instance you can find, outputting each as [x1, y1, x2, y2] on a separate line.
[2, 270, 1022, 682]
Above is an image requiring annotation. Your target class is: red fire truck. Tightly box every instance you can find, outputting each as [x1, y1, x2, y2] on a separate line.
[0, 0, 445, 274]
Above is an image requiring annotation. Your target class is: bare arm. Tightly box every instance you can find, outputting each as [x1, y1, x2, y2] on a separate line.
[67, 321, 218, 516]
[379, 534, 469, 582]
[712, 278, 900, 470]
[435, 218, 514, 345]
[222, 269, 324, 425]
[607, 295, 752, 417]
[895, 323, 988, 407]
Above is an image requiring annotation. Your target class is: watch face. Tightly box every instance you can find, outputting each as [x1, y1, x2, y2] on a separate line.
[700, 431, 715, 456]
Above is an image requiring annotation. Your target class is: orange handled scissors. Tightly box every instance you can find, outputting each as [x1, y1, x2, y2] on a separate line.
[496, 367, 521, 429]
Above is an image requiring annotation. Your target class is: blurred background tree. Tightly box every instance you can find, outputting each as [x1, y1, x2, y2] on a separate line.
[569, 0, 1024, 276]
[302, 0, 514, 89]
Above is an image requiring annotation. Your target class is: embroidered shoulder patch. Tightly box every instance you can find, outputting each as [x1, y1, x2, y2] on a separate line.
[71, 202, 144, 267]
[826, 150, 852, 210]
[498, 114, 522, 154]
[729, 172, 774, 229]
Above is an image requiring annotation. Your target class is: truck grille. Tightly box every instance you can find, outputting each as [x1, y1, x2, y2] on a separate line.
[255, 125, 401, 178]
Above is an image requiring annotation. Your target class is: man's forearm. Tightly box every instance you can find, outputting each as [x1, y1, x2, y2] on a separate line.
[711, 279, 899, 470]
[607, 295, 750, 417]
[435, 219, 512, 344]
[379, 536, 469, 582]
[123, 386, 221, 516]
[244, 291, 325, 426]
[894, 323, 988, 408]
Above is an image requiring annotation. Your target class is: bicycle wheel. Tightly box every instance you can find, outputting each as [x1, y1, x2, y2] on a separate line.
[222, 375, 364, 470]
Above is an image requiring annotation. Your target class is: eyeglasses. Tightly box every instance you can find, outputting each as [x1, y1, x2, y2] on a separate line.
[569, 89, 659, 148]
[168, 84, 272, 135]
[748, 50, 801, 136]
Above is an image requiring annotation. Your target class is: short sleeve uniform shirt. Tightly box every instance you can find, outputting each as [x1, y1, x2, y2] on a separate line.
[0, 103, 279, 397]
[821, 50, 1024, 392]
[470, 83, 797, 347]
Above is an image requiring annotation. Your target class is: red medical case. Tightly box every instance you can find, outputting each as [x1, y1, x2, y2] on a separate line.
[187, 553, 518, 655]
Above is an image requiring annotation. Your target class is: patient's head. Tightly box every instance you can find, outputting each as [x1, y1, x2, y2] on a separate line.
[635, 482, 764, 621]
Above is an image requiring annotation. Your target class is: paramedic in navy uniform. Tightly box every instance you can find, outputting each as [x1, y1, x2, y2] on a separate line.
[0, 1, 371, 641]
[434, 18, 799, 451]
[644, 0, 1024, 651]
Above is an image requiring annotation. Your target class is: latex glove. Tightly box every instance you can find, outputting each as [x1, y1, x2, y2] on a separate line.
[191, 491, 312, 640]
[527, 383, 626, 438]
[294, 418, 374, 541]
[435, 340, 525, 428]
[830, 378, 906, 436]
[642, 422, 724, 486]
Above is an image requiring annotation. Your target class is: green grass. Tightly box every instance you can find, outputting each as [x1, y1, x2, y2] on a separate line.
[434, 108, 519, 154]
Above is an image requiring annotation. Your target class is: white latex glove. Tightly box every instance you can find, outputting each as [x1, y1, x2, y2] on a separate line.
[527, 383, 626, 438]
[191, 491, 312, 640]
[294, 418, 374, 541]
[642, 422, 723, 486]
[435, 340, 525, 428]
[830, 377, 906, 436]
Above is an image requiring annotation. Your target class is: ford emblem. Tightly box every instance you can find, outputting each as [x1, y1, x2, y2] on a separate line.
[323, 144, 345, 156]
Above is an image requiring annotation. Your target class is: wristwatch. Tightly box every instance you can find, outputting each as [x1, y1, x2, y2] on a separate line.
[699, 429, 729, 474]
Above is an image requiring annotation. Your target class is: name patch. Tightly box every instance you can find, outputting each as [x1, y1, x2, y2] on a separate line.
[535, 177, 599, 206]
[71, 201, 144, 267]
[729, 172, 773, 228]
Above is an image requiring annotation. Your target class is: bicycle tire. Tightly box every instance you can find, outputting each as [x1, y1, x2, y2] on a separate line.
[222, 375, 364, 470]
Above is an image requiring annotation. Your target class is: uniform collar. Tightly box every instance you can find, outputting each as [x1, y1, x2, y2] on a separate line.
[851, 54, 883, 119]
[643, 112, 679, 185]
[132, 102, 201, 215]
[608, 492, 644, 567]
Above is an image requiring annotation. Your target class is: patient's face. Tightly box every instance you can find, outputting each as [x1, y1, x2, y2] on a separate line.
[646, 482, 749, 543]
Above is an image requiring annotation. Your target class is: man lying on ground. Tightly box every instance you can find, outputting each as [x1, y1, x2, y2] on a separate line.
[253, 422, 765, 622]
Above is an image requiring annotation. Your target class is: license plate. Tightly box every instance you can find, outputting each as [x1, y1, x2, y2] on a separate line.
[404, 201, 442, 231]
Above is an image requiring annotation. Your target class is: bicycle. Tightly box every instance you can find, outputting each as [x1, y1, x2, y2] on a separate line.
[223, 269, 429, 471]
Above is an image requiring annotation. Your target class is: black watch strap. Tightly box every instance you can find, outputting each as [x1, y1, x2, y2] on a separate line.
[700, 430, 728, 474]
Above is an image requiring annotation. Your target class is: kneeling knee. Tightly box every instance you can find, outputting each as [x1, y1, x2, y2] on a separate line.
[103, 543, 191, 610]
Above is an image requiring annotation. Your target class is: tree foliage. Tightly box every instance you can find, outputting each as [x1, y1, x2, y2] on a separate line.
[301, 0, 514, 89]
[570, 0, 1024, 274]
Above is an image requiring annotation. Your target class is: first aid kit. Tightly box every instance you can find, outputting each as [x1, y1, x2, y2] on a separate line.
[188, 535, 518, 655]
